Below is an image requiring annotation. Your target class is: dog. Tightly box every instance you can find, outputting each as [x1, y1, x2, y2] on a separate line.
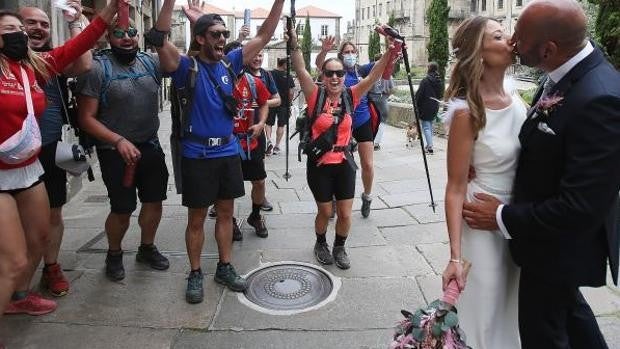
[401, 122, 419, 147]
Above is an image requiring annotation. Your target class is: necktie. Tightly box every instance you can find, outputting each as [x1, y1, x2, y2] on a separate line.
[541, 77, 556, 99]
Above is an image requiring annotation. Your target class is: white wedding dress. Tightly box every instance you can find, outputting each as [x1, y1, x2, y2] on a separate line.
[447, 92, 526, 349]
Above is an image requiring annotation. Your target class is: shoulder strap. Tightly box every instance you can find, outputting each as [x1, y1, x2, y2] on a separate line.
[243, 72, 258, 101]
[311, 86, 327, 127]
[342, 87, 353, 116]
[180, 56, 199, 136]
[136, 52, 160, 86]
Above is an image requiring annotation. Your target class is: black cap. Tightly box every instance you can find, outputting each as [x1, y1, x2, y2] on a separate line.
[193, 14, 225, 37]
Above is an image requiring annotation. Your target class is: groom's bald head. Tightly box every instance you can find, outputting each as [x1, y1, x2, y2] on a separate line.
[513, 0, 587, 70]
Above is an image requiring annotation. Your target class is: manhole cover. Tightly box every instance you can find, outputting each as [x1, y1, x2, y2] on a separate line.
[239, 261, 341, 315]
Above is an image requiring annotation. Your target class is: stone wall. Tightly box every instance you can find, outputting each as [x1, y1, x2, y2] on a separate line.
[385, 102, 447, 137]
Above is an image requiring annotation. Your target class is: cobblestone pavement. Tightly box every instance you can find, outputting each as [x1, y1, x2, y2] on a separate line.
[1, 109, 618, 349]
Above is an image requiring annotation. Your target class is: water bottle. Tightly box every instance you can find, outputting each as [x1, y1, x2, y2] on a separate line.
[244, 9, 251, 28]
[118, 0, 130, 30]
[53, 0, 78, 22]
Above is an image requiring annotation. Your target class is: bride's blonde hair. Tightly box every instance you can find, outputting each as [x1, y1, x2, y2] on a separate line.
[444, 16, 490, 135]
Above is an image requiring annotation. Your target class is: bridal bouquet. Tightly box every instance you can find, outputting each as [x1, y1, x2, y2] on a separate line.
[389, 262, 471, 349]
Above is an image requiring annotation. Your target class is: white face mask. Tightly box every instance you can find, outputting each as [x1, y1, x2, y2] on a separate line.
[342, 53, 358, 68]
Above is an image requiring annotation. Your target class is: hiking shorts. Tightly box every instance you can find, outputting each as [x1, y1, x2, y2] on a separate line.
[353, 118, 373, 143]
[181, 155, 245, 208]
[267, 106, 289, 127]
[306, 159, 356, 203]
[39, 141, 67, 208]
[97, 141, 169, 214]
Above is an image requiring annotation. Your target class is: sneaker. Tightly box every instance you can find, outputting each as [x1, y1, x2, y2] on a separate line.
[214, 263, 247, 292]
[232, 217, 243, 241]
[374, 144, 381, 150]
[361, 193, 372, 218]
[40, 263, 69, 297]
[332, 246, 351, 269]
[313, 241, 334, 265]
[4, 292, 57, 316]
[426, 147, 434, 154]
[272, 146, 281, 155]
[247, 214, 268, 238]
[209, 206, 217, 218]
[266, 142, 274, 156]
[105, 251, 125, 281]
[260, 198, 274, 212]
[185, 270, 204, 304]
[136, 244, 170, 270]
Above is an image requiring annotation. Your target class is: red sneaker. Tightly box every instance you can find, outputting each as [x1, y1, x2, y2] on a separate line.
[4, 292, 57, 316]
[41, 263, 70, 297]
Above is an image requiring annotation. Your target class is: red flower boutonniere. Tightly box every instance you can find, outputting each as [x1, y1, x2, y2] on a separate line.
[536, 92, 564, 118]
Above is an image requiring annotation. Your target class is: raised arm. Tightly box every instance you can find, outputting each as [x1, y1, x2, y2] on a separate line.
[315, 35, 335, 72]
[287, 26, 315, 101]
[242, 0, 284, 65]
[150, 0, 180, 73]
[354, 44, 394, 95]
[61, 1, 92, 77]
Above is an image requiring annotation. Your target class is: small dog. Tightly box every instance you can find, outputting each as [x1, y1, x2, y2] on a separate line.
[405, 123, 419, 147]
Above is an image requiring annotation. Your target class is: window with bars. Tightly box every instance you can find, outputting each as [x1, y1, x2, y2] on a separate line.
[379, 3, 382, 16]
[482, 0, 487, 11]
[296, 23, 304, 35]
[498, 0, 504, 9]
[373, 5, 376, 17]
[516, 0, 522, 6]
[321, 25, 328, 36]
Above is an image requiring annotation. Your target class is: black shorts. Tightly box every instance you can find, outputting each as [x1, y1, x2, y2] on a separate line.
[241, 156, 267, 181]
[97, 141, 169, 214]
[181, 155, 245, 208]
[266, 107, 289, 127]
[352, 118, 374, 143]
[306, 159, 356, 203]
[0, 179, 42, 195]
[39, 141, 67, 208]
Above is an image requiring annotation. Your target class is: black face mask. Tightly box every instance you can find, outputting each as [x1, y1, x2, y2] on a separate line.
[110, 45, 139, 65]
[0, 31, 29, 61]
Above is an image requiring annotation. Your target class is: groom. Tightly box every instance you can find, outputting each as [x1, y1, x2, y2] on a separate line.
[463, 0, 620, 348]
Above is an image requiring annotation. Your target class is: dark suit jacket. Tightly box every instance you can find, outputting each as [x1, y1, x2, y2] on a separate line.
[503, 47, 620, 287]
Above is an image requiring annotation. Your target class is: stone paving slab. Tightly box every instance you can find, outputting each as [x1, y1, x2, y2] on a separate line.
[380, 222, 448, 246]
[211, 277, 424, 330]
[0, 321, 178, 349]
[173, 329, 392, 349]
[40, 270, 222, 329]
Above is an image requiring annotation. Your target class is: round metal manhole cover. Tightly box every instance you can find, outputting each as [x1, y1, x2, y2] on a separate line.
[239, 261, 341, 315]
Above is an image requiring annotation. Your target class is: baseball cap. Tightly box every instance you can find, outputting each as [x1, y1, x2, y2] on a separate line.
[193, 14, 226, 37]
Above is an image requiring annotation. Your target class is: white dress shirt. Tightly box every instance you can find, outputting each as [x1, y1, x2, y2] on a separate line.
[496, 42, 594, 239]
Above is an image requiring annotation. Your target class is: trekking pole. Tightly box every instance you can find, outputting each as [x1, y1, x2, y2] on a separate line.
[283, 1, 296, 181]
[377, 25, 437, 212]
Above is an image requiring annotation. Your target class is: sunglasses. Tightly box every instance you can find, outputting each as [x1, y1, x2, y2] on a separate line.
[207, 30, 231, 39]
[112, 28, 138, 39]
[323, 69, 345, 78]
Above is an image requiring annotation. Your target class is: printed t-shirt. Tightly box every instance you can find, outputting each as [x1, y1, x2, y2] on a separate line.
[169, 49, 244, 159]
[232, 74, 270, 151]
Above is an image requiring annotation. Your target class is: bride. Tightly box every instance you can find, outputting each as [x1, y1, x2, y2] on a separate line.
[441, 16, 525, 348]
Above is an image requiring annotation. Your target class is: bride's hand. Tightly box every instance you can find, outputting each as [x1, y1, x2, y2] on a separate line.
[442, 261, 466, 292]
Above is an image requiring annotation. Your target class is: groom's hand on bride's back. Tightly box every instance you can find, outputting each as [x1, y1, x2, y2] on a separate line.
[463, 193, 502, 231]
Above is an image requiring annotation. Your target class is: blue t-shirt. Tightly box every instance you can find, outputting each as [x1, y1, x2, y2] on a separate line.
[40, 77, 65, 146]
[255, 69, 278, 95]
[169, 49, 244, 159]
[344, 63, 373, 129]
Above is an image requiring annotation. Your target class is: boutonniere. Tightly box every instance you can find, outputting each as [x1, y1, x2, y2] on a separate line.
[535, 92, 564, 118]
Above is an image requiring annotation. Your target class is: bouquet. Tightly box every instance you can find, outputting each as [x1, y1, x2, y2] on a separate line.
[389, 261, 471, 349]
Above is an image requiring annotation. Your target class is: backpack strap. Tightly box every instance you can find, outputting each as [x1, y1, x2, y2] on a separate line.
[179, 56, 199, 137]
[243, 72, 258, 101]
[136, 52, 160, 86]
[342, 87, 353, 116]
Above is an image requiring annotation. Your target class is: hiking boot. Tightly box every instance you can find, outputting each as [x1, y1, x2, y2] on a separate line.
[260, 198, 274, 211]
[361, 193, 372, 218]
[105, 251, 125, 281]
[136, 244, 170, 270]
[272, 146, 281, 155]
[332, 246, 351, 269]
[314, 241, 334, 265]
[247, 214, 268, 238]
[185, 270, 204, 304]
[4, 292, 57, 316]
[266, 142, 274, 156]
[232, 217, 243, 241]
[209, 206, 217, 218]
[41, 263, 69, 297]
[214, 263, 247, 292]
